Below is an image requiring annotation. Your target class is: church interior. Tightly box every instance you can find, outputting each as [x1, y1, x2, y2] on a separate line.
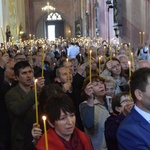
[0, 0, 150, 49]
[1, 1, 150, 150]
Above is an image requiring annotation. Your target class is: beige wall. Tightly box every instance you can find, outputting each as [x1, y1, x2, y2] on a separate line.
[120, 0, 149, 49]
[1, 0, 150, 49]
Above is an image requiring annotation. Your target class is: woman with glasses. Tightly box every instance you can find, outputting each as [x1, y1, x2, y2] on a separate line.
[104, 92, 134, 150]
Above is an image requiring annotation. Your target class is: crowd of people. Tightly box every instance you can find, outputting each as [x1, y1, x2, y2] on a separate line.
[0, 37, 150, 150]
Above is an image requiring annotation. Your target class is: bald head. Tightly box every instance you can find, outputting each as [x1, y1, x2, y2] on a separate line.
[136, 60, 150, 70]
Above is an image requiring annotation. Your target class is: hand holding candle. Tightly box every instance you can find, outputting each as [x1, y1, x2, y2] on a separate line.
[42, 116, 48, 150]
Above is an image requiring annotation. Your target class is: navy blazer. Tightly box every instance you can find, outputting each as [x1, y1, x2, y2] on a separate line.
[117, 108, 150, 150]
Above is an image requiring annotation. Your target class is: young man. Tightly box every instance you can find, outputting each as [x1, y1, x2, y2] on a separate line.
[5, 61, 45, 150]
[117, 68, 150, 149]
[36, 93, 93, 150]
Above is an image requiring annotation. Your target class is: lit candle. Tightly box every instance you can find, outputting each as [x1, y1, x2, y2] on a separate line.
[34, 79, 38, 124]
[66, 58, 70, 83]
[79, 53, 82, 63]
[131, 52, 135, 72]
[139, 32, 142, 45]
[89, 50, 92, 83]
[29, 34, 32, 39]
[128, 43, 131, 56]
[42, 116, 48, 150]
[128, 61, 131, 78]
[103, 46, 107, 64]
[143, 32, 145, 46]
[41, 46, 45, 77]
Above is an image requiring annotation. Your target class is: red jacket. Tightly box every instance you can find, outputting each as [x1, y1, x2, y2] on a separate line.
[36, 127, 93, 150]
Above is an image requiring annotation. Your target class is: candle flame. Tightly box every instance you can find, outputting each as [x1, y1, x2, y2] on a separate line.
[34, 79, 38, 83]
[42, 116, 47, 121]
[128, 61, 131, 65]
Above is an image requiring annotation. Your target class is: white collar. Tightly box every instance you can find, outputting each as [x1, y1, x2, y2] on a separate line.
[134, 105, 150, 123]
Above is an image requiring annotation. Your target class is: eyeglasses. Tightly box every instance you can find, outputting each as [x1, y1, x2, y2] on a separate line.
[120, 99, 129, 104]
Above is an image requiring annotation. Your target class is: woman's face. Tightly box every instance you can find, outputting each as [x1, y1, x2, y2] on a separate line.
[53, 110, 76, 141]
[105, 82, 116, 97]
[111, 60, 121, 76]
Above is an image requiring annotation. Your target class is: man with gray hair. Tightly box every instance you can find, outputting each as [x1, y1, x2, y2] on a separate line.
[117, 54, 129, 78]
[117, 54, 129, 71]
[135, 60, 150, 70]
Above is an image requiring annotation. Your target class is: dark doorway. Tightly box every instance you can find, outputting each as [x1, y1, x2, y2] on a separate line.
[46, 21, 64, 39]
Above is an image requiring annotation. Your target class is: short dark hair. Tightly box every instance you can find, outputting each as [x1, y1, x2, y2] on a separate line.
[59, 57, 71, 68]
[14, 61, 31, 76]
[14, 53, 26, 61]
[55, 67, 64, 78]
[130, 68, 150, 101]
[45, 93, 76, 125]
[39, 84, 63, 110]
[112, 92, 129, 114]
